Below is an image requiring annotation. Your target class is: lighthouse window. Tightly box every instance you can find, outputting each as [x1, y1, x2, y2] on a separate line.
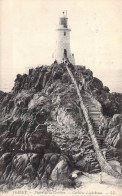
[64, 32, 66, 36]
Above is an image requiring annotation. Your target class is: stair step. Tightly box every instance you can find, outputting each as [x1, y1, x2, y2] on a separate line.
[106, 155, 112, 159]
[87, 106, 98, 108]
[89, 113, 100, 116]
[95, 135, 105, 138]
[96, 136, 105, 139]
[84, 103, 95, 106]
[91, 120, 100, 123]
[89, 110, 99, 112]
[106, 158, 113, 161]
[98, 144, 106, 147]
[91, 118, 100, 120]
[91, 115, 100, 118]
[97, 139, 105, 142]
[99, 142, 106, 145]
[90, 169, 101, 173]
[94, 125, 100, 127]
[92, 119, 100, 122]
[97, 142, 105, 144]
[84, 102, 95, 105]
[100, 146, 107, 149]
[89, 111, 99, 113]
[90, 114, 100, 116]
[89, 112, 100, 115]
[94, 130, 99, 132]
[83, 98, 91, 100]
[106, 154, 112, 158]
[106, 153, 111, 156]
[87, 106, 96, 108]
[106, 156, 113, 159]
[90, 117, 100, 119]
[89, 113, 100, 115]
[98, 141, 106, 144]
[92, 123, 100, 125]
[90, 160, 98, 163]
[94, 126, 99, 128]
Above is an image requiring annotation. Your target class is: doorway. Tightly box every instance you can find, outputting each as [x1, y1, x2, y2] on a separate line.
[64, 49, 67, 58]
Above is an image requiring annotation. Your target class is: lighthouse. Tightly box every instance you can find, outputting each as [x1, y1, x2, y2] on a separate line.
[54, 11, 75, 65]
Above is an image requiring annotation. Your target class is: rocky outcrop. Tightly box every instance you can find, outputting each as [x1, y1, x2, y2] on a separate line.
[92, 89, 121, 117]
[103, 114, 122, 165]
[0, 152, 74, 189]
[0, 117, 75, 189]
[100, 114, 122, 149]
[0, 63, 121, 190]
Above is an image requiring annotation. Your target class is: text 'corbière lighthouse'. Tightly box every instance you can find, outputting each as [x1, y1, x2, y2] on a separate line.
[54, 11, 75, 65]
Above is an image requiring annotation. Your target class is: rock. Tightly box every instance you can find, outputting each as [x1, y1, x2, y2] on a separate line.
[108, 160, 122, 174]
[13, 154, 29, 173]
[36, 109, 50, 124]
[0, 90, 7, 102]
[51, 160, 70, 181]
[0, 153, 12, 177]
[105, 124, 122, 148]
[62, 73, 72, 84]
[37, 153, 73, 187]
[0, 153, 73, 188]
[97, 92, 121, 117]
[84, 69, 93, 77]
[9, 153, 39, 185]
[71, 170, 82, 177]
[103, 86, 110, 92]
[75, 154, 99, 172]
[110, 114, 121, 127]
[27, 125, 52, 153]
[92, 77, 103, 90]
[0, 63, 121, 190]
[8, 118, 22, 137]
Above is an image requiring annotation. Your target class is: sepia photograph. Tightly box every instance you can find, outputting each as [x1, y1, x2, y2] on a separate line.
[0, 0, 122, 195]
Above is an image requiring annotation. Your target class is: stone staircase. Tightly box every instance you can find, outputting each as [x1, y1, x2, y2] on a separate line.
[66, 64, 122, 178]
[82, 93, 113, 162]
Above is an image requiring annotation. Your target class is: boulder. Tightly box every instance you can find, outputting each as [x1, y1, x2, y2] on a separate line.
[108, 160, 122, 174]
[105, 124, 122, 148]
[109, 114, 121, 127]
[27, 125, 52, 153]
[92, 77, 103, 89]
[0, 153, 12, 177]
[84, 69, 93, 77]
[103, 86, 110, 92]
[36, 109, 50, 124]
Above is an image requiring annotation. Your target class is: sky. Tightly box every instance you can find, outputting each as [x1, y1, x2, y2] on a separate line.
[0, 0, 122, 92]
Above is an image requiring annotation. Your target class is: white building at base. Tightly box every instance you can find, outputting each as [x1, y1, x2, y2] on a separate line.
[54, 11, 75, 65]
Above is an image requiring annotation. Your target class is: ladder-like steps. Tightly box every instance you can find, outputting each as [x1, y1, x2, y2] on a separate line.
[106, 151, 113, 161]
[82, 94, 114, 161]
[66, 65, 122, 178]
[89, 168, 101, 174]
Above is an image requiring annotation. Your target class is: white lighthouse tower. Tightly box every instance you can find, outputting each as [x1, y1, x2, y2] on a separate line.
[54, 11, 75, 65]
